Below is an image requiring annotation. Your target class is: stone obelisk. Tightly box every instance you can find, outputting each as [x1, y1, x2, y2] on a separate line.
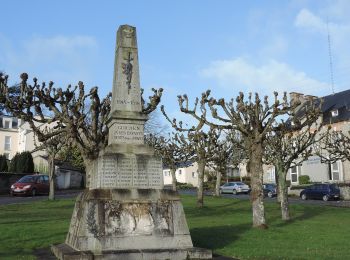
[52, 25, 212, 260]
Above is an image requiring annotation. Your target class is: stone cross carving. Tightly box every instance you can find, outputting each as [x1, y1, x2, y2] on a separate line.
[111, 25, 141, 113]
[122, 52, 133, 93]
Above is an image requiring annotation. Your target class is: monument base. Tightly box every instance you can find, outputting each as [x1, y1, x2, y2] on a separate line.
[52, 189, 212, 260]
[52, 243, 212, 260]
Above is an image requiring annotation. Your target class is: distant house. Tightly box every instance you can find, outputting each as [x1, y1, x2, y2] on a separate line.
[0, 115, 84, 189]
[0, 115, 20, 160]
[263, 90, 350, 185]
[163, 162, 208, 187]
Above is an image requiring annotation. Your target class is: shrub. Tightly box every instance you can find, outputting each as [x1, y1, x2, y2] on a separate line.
[9, 152, 34, 173]
[298, 175, 310, 185]
[176, 182, 194, 190]
[0, 154, 8, 172]
[203, 181, 216, 191]
[9, 153, 20, 173]
[19, 152, 34, 173]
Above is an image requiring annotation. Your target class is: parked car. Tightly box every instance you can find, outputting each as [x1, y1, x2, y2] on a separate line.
[300, 183, 340, 201]
[220, 182, 250, 195]
[263, 183, 277, 198]
[10, 174, 49, 196]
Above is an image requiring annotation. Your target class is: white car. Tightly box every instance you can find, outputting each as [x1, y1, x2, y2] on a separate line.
[220, 182, 250, 195]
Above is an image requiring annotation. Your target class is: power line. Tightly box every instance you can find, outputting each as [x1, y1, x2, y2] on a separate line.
[327, 17, 335, 94]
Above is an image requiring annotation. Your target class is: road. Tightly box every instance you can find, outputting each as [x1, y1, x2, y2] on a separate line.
[0, 190, 80, 205]
[179, 189, 350, 208]
[1, 189, 350, 208]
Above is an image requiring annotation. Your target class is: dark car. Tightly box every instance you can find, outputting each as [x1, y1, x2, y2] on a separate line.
[263, 183, 277, 198]
[300, 183, 340, 201]
[10, 174, 49, 196]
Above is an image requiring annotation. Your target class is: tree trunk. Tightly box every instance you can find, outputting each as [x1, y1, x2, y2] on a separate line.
[214, 170, 221, 197]
[275, 167, 281, 203]
[249, 143, 267, 228]
[277, 165, 290, 221]
[170, 167, 177, 191]
[48, 155, 55, 201]
[197, 160, 205, 208]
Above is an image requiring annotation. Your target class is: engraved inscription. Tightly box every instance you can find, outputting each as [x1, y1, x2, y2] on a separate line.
[97, 154, 163, 189]
[115, 99, 141, 106]
[113, 123, 144, 143]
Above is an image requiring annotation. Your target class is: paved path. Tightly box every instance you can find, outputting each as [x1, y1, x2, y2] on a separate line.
[0, 190, 81, 206]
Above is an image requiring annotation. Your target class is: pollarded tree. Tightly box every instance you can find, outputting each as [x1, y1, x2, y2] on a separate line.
[33, 130, 68, 200]
[0, 73, 162, 186]
[316, 130, 350, 163]
[160, 104, 219, 207]
[209, 131, 245, 197]
[146, 133, 192, 191]
[264, 99, 322, 220]
[168, 90, 299, 228]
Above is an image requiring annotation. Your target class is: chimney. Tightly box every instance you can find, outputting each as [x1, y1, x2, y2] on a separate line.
[289, 92, 304, 106]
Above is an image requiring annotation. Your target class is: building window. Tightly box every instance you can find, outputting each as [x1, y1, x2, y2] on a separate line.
[329, 161, 340, 181]
[12, 118, 18, 128]
[4, 120, 10, 129]
[192, 172, 197, 178]
[178, 169, 182, 175]
[269, 167, 276, 182]
[4, 136, 11, 151]
[331, 110, 339, 117]
[290, 166, 299, 183]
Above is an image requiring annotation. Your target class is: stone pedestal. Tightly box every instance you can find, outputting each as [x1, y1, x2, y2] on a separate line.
[52, 189, 212, 259]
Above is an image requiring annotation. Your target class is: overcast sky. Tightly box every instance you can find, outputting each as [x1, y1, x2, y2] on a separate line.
[1, 0, 350, 127]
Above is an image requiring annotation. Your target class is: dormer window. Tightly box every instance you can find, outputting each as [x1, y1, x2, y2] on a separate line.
[331, 110, 338, 117]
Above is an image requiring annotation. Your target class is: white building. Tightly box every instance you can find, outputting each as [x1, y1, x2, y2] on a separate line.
[163, 162, 200, 187]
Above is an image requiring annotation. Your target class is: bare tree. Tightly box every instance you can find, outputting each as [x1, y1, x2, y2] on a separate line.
[160, 104, 219, 207]
[264, 99, 322, 220]
[316, 130, 350, 162]
[33, 130, 68, 200]
[146, 133, 192, 191]
[144, 108, 169, 137]
[0, 73, 162, 186]
[209, 131, 245, 197]
[164, 90, 300, 228]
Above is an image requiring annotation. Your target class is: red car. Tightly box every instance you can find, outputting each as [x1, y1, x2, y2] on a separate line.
[10, 174, 49, 196]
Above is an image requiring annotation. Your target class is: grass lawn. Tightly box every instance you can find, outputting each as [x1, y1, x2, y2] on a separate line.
[0, 195, 349, 259]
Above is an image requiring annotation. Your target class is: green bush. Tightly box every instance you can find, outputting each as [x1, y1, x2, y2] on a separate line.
[9, 152, 34, 173]
[176, 182, 194, 189]
[298, 175, 310, 185]
[0, 154, 8, 172]
[9, 153, 20, 173]
[203, 181, 216, 191]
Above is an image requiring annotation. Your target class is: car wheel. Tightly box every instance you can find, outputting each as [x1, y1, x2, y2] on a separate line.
[232, 189, 237, 195]
[31, 189, 37, 197]
[267, 191, 273, 198]
[323, 195, 329, 202]
[301, 193, 307, 200]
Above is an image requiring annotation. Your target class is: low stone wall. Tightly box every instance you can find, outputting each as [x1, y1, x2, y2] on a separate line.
[0, 173, 27, 194]
[340, 186, 350, 200]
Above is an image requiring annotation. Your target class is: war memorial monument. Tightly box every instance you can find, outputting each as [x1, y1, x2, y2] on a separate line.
[51, 25, 212, 259]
